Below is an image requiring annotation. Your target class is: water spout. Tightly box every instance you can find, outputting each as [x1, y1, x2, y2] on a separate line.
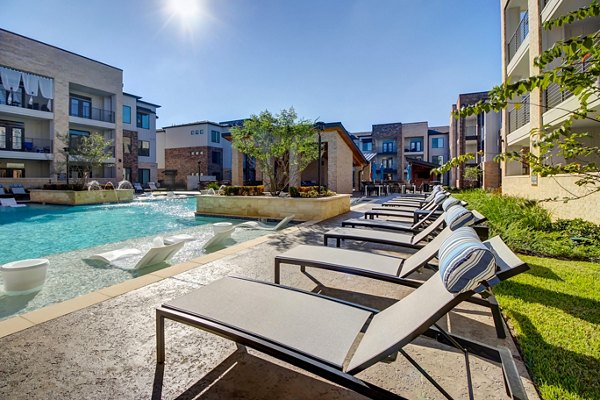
[87, 181, 102, 191]
[117, 180, 133, 190]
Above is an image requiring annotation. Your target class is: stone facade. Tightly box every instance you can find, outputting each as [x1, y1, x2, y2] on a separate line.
[482, 161, 501, 189]
[30, 189, 133, 205]
[165, 146, 223, 188]
[122, 130, 138, 183]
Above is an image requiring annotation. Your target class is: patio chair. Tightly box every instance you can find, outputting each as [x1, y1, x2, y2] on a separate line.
[0, 184, 4, 195]
[157, 230, 528, 400]
[148, 182, 159, 191]
[0, 198, 27, 208]
[237, 215, 295, 231]
[10, 185, 28, 196]
[88, 237, 185, 270]
[133, 182, 144, 193]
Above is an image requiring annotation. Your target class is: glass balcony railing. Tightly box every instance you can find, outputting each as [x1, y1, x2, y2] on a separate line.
[507, 11, 529, 64]
[69, 106, 115, 123]
[0, 137, 52, 153]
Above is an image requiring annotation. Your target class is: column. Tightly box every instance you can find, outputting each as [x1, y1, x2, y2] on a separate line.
[231, 147, 243, 186]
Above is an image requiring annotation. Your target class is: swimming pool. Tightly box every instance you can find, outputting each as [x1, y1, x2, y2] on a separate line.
[0, 198, 271, 320]
[0, 197, 234, 265]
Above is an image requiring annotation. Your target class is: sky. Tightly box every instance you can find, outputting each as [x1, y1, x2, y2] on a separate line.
[2, 0, 501, 132]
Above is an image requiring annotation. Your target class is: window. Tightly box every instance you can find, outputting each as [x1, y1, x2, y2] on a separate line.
[362, 140, 372, 152]
[432, 155, 444, 166]
[136, 112, 150, 129]
[70, 95, 92, 119]
[123, 136, 131, 154]
[0, 127, 5, 149]
[68, 129, 90, 150]
[432, 137, 444, 148]
[382, 141, 395, 153]
[383, 158, 393, 168]
[211, 151, 221, 164]
[139, 140, 150, 156]
[139, 168, 150, 185]
[211, 130, 221, 143]
[124, 167, 132, 182]
[123, 105, 131, 124]
[405, 138, 423, 152]
[190, 129, 204, 135]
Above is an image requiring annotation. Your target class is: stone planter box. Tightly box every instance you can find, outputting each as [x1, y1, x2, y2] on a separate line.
[30, 189, 134, 205]
[196, 194, 351, 221]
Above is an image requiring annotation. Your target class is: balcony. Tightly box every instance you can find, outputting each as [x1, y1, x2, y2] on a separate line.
[507, 11, 529, 64]
[0, 137, 53, 160]
[378, 148, 396, 155]
[507, 94, 530, 133]
[69, 106, 115, 123]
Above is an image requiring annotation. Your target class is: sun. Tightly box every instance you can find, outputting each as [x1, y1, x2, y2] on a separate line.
[162, 0, 211, 41]
[167, 0, 201, 22]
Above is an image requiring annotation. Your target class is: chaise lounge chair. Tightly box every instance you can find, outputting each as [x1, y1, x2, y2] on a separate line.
[237, 215, 295, 231]
[89, 237, 185, 270]
[148, 182, 159, 191]
[0, 198, 27, 208]
[133, 182, 144, 194]
[156, 229, 528, 400]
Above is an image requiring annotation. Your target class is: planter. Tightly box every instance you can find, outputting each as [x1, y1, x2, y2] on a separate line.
[196, 194, 351, 221]
[30, 189, 134, 205]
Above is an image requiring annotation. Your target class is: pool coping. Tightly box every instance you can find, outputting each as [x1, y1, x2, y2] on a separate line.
[0, 219, 322, 339]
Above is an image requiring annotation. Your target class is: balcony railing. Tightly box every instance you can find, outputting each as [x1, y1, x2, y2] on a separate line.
[0, 137, 53, 153]
[69, 106, 115, 123]
[507, 94, 530, 133]
[378, 147, 396, 155]
[507, 11, 529, 64]
[0, 95, 53, 112]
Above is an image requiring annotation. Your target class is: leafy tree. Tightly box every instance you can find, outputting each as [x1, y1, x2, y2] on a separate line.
[230, 107, 318, 195]
[433, 2, 600, 201]
[57, 132, 113, 184]
[464, 166, 482, 188]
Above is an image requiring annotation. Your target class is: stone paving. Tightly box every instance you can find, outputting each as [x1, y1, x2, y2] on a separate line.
[0, 198, 540, 399]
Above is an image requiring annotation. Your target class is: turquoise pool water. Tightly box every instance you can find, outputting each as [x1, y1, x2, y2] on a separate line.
[0, 197, 236, 265]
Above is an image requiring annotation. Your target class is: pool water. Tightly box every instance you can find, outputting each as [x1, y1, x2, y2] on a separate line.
[0, 197, 271, 321]
[0, 197, 235, 265]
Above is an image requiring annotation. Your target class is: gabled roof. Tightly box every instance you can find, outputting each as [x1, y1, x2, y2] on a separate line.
[321, 122, 369, 167]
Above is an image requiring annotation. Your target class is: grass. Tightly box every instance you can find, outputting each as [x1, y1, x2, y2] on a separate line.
[453, 190, 600, 262]
[495, 255, 600, 400]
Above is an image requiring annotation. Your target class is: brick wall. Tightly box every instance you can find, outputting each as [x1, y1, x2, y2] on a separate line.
[482, 161, 501, 189]
[165, 146, 223, 187]
[122, 130, 138, 182]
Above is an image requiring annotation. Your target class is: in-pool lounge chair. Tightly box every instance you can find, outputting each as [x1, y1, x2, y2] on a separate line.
[324, 207, 486, 249]
[89, 237, 185, 270]
[237, 215, 295, 231]
[0, 198, 27, 208]
[156, 231, 528, 400]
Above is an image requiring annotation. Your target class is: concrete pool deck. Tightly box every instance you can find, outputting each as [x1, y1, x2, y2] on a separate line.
[0, 198, 540, 399]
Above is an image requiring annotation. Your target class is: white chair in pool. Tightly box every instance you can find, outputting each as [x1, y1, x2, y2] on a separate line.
[237, 215, 295, 231]
[1, 258, 49, 294]
[89, 237, 185, 270]
[0, 198, 26, 207]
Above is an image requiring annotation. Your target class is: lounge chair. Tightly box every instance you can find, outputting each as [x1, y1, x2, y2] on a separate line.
[0, 184, 4, 195]
[324, 207, 486, 249]
[148, 182, 159, 191]
[237, 215, 295, 231]
[201, 225, 236, 250]
[163, 234, 196, 245]
[0, 198, 26, 208]
[10, 185, 28, 196]
[364, 191, 450, 221]
[156, 231, 528, 400]
[133, 182, 144, 193]
[89, 237, 185, 270]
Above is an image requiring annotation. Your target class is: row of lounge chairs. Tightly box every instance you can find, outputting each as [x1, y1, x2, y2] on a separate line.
[0, 184, 28, 199]
[155, 187, 529, 399]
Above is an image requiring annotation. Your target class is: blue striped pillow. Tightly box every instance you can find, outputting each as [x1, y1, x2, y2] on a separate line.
[438, 227, 496, 293]
[433, 191, 449, 205]
[445, 205, 475, 230]
[442, 196, 461, 211]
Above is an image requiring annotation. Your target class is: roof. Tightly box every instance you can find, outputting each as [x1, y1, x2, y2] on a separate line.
[162, 120, 226, 129]
[320, 122, 369, 167]
[363, 152, 377, 162]
[405, 156, 440, 169]
[0, 29, 122, 71]
[137, 99, 161, 108]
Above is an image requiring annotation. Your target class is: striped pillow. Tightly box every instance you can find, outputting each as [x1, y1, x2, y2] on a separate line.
[433, 191, 449, 205]
[442, 196, 461, 211]
[438, 227, 496, 293]
[445, 205, 475, 229]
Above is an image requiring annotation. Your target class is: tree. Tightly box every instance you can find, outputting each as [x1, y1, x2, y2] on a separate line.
[433, 2, 600, 201]
[464, 166, 482, 188]
[57, 132, 113, 184]
[230, 107, 319, 195]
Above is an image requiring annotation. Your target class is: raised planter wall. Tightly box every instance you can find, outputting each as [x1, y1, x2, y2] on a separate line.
[30, 189, 134, 205]
[196, 194, 351, 221]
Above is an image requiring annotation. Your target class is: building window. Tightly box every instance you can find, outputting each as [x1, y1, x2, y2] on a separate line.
[139, 168, 150, 185]
[382, 141, 395, 153]
[432, 155, 444, 166]
[362, 140, 372, 152]
[123, 105, 131, 124]
[383, 158, 393, 168]
[139, 140, 150, 156]
[70, 95, 91, 119]
[405, 138, 423, 152]
[123, 136, 131, 154]
[432, 137, 444, 148]
[136, 112, 150, 129]
[211, 151, 221, 164]
[68, 129, 90, 149]
[190, 129, 204, 135]
[211, 130, 221, 143]
[124, 167, 132, 182]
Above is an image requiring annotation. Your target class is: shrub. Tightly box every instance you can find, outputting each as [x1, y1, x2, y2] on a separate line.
[223, 185, 264, 196]
[289, 186, 300, 198]
[206, 182, 220, 190]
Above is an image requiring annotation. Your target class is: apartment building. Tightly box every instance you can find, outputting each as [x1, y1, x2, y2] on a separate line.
[157, 121, 232, 189]
[427, 125, 450, 185]
[0, 29, 159, 187]
[122, 93, 160, 186]
[501, 0, 600, 221]
[354, 121, 449, 187]
[449, 92, 502, 189]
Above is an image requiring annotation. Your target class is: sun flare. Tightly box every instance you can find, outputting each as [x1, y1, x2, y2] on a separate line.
[167, 0, 201, 22]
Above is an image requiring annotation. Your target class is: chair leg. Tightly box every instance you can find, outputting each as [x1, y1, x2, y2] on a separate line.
[156, 310, 165, 364]
[274, 260, 281, 284]
[488, 295, 506, 339]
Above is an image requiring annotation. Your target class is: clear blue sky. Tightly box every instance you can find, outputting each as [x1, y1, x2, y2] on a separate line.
[3, 0, 501, 132]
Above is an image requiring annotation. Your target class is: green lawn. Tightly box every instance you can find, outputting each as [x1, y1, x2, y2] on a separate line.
[495, 255, 600, 400]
